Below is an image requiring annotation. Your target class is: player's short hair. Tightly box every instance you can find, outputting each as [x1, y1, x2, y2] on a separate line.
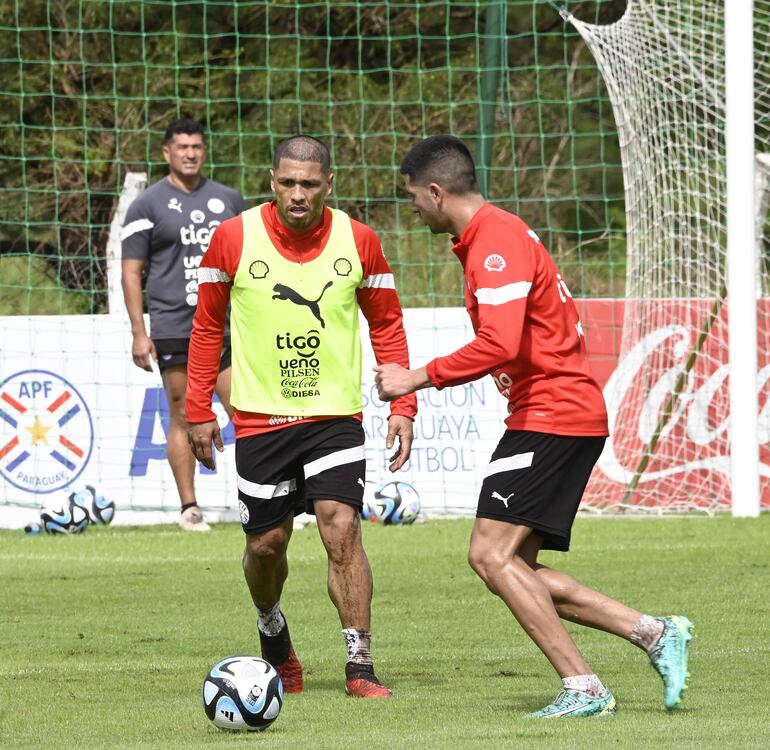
[273, 135, 331, 174]
[400, 135, 479, 195]
[164, 118, 206, 144]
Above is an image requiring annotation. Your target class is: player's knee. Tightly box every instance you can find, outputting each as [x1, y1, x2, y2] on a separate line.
[243, 530, 289, 568]
[468, 544, 495, 583]
[468, 550, 502, 596]
[317, 505, 361, 557]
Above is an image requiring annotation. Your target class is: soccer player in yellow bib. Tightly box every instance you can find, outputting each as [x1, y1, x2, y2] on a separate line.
[186, 135, 417, 698]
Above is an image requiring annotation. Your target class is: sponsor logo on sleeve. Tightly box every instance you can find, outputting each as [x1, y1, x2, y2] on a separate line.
[484, 254, 506, 272]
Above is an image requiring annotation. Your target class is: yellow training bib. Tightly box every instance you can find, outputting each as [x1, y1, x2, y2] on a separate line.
[230, 205, 364, 416]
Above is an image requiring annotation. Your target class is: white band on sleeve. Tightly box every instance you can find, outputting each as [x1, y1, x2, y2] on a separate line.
[359, 273, 395, 289]
[475, 281, 532, 306]
[120, 219, 154, 241]
[197, 267, 232, 284]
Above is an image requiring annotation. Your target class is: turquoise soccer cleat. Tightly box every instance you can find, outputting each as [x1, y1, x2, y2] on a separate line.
[648, 615, 693, 710]
[526, 689, 617, 718]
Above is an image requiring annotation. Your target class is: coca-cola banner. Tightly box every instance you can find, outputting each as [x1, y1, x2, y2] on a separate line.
[575, 299, 769, 511]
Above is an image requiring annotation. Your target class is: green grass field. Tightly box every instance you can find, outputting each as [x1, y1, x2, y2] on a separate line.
[1, 515, 769, 749]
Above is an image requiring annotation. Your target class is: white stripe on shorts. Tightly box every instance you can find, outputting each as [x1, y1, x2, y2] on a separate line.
[198, 267, 231, 284]
[237, 475, 297, 500]
[304, 445, 366, 479]
[484, 451, 534, 478]
[475, 281, 532, 306]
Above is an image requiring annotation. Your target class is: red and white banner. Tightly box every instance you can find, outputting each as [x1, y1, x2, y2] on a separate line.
[576, 299, 770, 510]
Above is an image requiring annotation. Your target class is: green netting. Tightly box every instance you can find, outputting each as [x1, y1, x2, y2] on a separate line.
[0, 0, 626, 315]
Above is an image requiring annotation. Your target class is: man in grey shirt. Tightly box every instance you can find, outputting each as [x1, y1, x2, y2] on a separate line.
[121, 118, 245, 531]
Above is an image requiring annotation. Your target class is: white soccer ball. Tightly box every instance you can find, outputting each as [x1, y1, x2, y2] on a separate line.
[369, 480, 421, 525]
[40, 494, 90, 535]
[202, 656, 283, 732]
[70, 485, 116, 525]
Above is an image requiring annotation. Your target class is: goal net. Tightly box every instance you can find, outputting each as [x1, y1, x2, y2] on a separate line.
[563, 0, 770, 512]
[0, 1, 629, 522]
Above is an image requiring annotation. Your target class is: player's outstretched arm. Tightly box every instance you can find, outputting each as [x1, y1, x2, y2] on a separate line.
[187, 420, 223, 471]
[385, 414, 414, 472]
[374, 364, 431, 401]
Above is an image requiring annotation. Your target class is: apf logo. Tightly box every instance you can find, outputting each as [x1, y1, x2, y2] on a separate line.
[0, 369, 94, 493]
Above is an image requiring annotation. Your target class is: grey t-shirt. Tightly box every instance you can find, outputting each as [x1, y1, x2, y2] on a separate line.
[120, 176, 245, 339]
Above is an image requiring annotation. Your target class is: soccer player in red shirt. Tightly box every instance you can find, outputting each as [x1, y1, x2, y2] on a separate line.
[186, 136, 416, 698]
[375, 135, 692, 717]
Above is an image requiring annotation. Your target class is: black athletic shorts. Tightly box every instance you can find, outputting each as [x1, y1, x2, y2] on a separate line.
[153, 337, 231, 373]
[235, 417, 366, 534]
[476, 430, 606, 552]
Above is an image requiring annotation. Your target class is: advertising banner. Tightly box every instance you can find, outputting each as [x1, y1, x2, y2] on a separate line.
[1, 302, 767, 526]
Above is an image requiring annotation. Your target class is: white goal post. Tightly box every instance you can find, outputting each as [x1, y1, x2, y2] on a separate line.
[105, 171, 147, 315]
[726, 1, 759, 517]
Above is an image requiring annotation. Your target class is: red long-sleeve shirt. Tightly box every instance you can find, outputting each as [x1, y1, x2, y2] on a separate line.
[186, 201, 417, 437]
[426, 203, 608, 436]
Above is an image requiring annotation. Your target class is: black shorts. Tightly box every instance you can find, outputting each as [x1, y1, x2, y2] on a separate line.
[476, 430, 606, 552]
[153, 337, 231, 373]
[235, 418, 366, 534]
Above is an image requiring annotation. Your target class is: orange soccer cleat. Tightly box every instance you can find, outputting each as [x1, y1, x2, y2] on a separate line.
[273, 644, 304, 694]
[344, 665, 392, 698]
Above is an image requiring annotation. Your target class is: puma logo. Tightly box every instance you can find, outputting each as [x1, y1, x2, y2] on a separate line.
[272, 281, 333, 328]
[491, 491, 514, 508]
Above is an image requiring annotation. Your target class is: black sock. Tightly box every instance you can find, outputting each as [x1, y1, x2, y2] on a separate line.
[260, 623, 291, 665]
[345, 661, 376, 681]
[180, 502, 197, 514]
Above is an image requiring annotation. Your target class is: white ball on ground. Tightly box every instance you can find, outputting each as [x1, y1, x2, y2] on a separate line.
[202, 656, 283, 732]
[70, 485, 116, 525]
[40, 494, 90, 534]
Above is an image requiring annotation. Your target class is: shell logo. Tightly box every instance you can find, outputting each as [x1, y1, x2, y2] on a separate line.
[333, 257, 352, 277]
[483, 254, 506, 272]
[249, 260, 270, 279]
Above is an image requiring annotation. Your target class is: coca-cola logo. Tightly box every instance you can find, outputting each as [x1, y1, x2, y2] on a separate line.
[598, 324, 770, 486]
